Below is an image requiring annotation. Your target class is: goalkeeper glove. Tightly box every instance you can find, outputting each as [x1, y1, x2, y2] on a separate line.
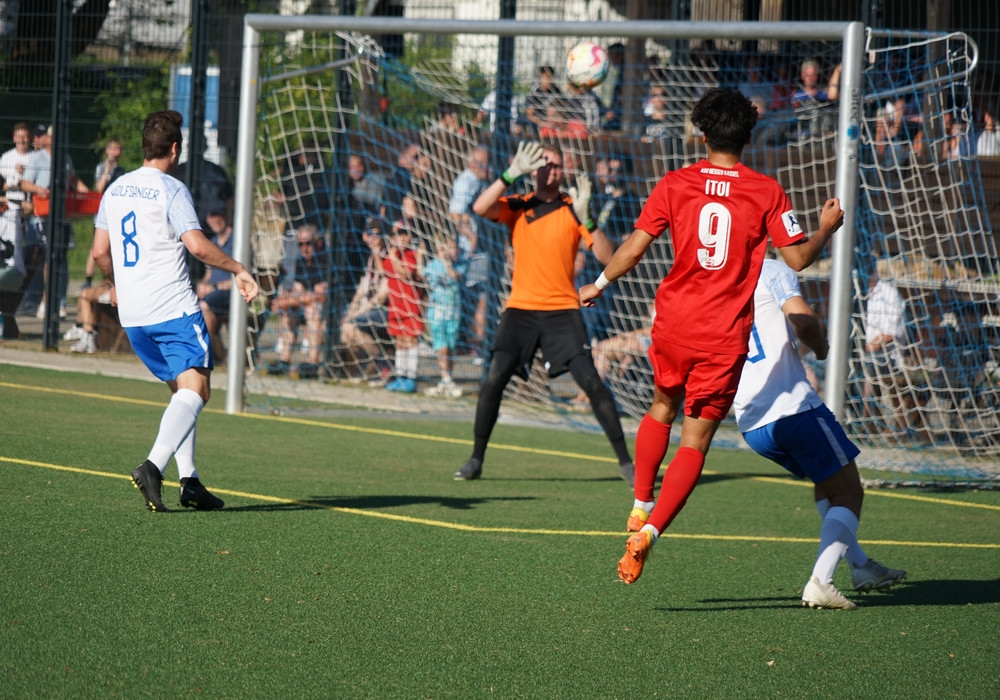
[568, 173, 595, 230]
[502, 141, 548, 185]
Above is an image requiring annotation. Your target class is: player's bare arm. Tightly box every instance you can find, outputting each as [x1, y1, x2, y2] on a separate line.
[782, 295, 829, 360]
[182, 228, 260, 303]
[778, 198, 844, 271]
[579, 229, 656, 307]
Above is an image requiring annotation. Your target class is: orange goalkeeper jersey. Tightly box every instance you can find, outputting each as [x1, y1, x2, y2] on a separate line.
[494, 193, 593, 311]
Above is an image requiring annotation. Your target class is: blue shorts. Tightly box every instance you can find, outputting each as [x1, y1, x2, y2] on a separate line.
[126, 312, 214, 382]
[742, 405, 860, 484]
[428, 317, 459, 352]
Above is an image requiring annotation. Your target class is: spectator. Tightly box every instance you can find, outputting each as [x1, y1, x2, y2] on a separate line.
[427, 101, 461, 137]
[538, 98, 588, 140]
[0, 123, 32, 336]
[601, 43, 626, 131]
[197, 209, 236, 363]
[579, 88, 843, 585]
[577, 153, 640, 342]
[737, 55, 771, 107]
[977, 105, 1000, 157]
[339, 220, 391, 383]
[93, 138, 126, 194]
[733, 257, 906, 609]
[448, 145, 491, 357]
[265, 225, 330, 379]
[749, 94, 789, 149]
[642, 83, 674, 141]
[176, 150, 234, 234]
[0, 173, 26, 338]
[861, 265, 910, 434]
[65, 277, 114, 354]
[453, 140, 635, 484]
[474, 89, 522, 135]
[523, 65, 562, 135]
[871, 101, 909, 164]
[381, 142, 419, 224]
[347, 153, 385, 229]
[382, 223, 424, 394]
[92, 109, 258, 512]
[19, 123, 90, 320]
[791, 59, 841, 139]
[280, 141, 331, 232]
[563, 83, 603, 134]
[941, 109, 974, 161]
[573, 306, 655, 409]
[421, 235, 467, 398]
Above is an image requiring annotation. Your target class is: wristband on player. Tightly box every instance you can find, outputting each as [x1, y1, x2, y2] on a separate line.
[594, 272, 611, 290]
[586, 218, 596, 231]
[501, 170, 516, 186]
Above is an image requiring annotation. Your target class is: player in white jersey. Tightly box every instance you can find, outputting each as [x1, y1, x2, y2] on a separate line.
[92, 110, 259, 512]
[733, 258, 906, 609]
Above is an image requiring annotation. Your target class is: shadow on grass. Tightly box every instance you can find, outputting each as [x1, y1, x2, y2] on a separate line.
[213, 494, 538, 513]
[655, 578, 1000, 611]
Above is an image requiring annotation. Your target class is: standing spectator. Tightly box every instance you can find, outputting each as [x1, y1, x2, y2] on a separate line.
[523, 65, 562, 136]
[642, 83, 674, 141]
[382, 223, 424, 394]
[427, 101, 462, 138]
[733, 258, 906, 609]
[861, 267, 909, 433]
[600, 42, 626, 131]
[448, 145, 491, 357]
[791, 59, 841, 139]
[347, 153, 384, 229]
[563, 83, 603, 134]
[579, 88, 844, 584]
[93, 138, 126, 194]
[20, 123, 90, 320]
[421, 235, 467, 398]
[0, 123, 32, 337]
[474, 89, 522, 135]
[92, 109, 258, 512]
[177, 149, 234, 234]
[453, 140, 635, 484]
[266, 224, 330, 379]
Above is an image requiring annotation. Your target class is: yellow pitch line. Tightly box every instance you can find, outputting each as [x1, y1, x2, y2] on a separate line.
[5, 379, 1000, 511]
[3, 455, 999, 549]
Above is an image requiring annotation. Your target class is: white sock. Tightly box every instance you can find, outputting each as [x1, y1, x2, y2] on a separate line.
[639, 523, 660, 543]
[633, 499, 654, 514]
[816, 498, 868, 567]
[812, 506, 858, 584]
[147, 389, 204, 472]
[399, 345, 419, 379]
[174, 426, 198, 481]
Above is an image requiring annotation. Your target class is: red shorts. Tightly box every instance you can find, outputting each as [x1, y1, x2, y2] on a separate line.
[647, 339, 746, 421]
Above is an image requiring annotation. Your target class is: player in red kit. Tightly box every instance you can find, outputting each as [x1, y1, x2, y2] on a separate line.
[579, 88, 845, 584]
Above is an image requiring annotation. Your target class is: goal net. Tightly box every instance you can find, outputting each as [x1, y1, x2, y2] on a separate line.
[231, 16, 998, 487]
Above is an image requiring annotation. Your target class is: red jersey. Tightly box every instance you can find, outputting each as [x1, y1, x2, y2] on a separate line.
[635, 159, 803, 354]
[382, 248, 424, 337]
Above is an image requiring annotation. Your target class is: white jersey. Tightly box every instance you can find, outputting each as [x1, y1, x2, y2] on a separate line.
[95, 166, 201, 327]
[0, 146, 34, 214]
[733, 258, 824, 432]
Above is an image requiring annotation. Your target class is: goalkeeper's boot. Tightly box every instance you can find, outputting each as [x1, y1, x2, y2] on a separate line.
[618, 529, 654, 584]
[626, 507, 650, 533]
[453, 458, 482, 481]
[850, 558, 907, 592]
[132, 460, 168, 512]
[179, 477, 225, 510]
[801, 576, 857, 610]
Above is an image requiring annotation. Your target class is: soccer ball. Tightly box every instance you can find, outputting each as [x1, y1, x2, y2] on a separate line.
[566, 41, 610, 89]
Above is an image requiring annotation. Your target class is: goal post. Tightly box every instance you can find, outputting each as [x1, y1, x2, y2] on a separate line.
[225, 15, 866, 417]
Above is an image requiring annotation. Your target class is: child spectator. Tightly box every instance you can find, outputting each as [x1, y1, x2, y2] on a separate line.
[382, 223, 424, 393]
[420, 236, 466, 398]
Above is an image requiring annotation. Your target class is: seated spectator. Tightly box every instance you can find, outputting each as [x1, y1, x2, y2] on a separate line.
[539, 98, 589, 140]
[474, 89, 522, 135]
[523, 65, 562, 135]
[381, 142, 420, 224]
[265, 225, 330, 378]
[977, 105, 1000, 157]
[562, 83, 603, 133]
[642, 83, 674, 141]
[427, 101, 462, 137]
[573, 307, 654, 409]
[791, 59, 841, 139]
[749, 94, 789, 149]
[340, 220, 391, 382]
[871, 101, 909, 164]
[66, 278, 114, 354]
[197, 209, 237, 362]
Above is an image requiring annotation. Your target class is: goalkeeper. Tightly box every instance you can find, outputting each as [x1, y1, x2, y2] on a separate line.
[453, 141, 635, 484]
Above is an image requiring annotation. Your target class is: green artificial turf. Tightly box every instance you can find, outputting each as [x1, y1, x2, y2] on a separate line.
[1, 364, 998, 698]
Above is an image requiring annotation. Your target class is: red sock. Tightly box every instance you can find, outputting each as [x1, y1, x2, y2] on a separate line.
[647, 447, 705, 532]
[633, 414, 672, 502]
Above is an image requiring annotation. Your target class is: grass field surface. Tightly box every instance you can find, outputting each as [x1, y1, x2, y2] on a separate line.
[1, 363, 998, 698]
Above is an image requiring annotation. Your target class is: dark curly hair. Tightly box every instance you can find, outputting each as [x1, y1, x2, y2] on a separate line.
[690, 88, 758, 155]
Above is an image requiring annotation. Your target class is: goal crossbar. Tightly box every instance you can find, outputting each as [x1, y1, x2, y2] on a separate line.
[226, 16, 866, 416]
